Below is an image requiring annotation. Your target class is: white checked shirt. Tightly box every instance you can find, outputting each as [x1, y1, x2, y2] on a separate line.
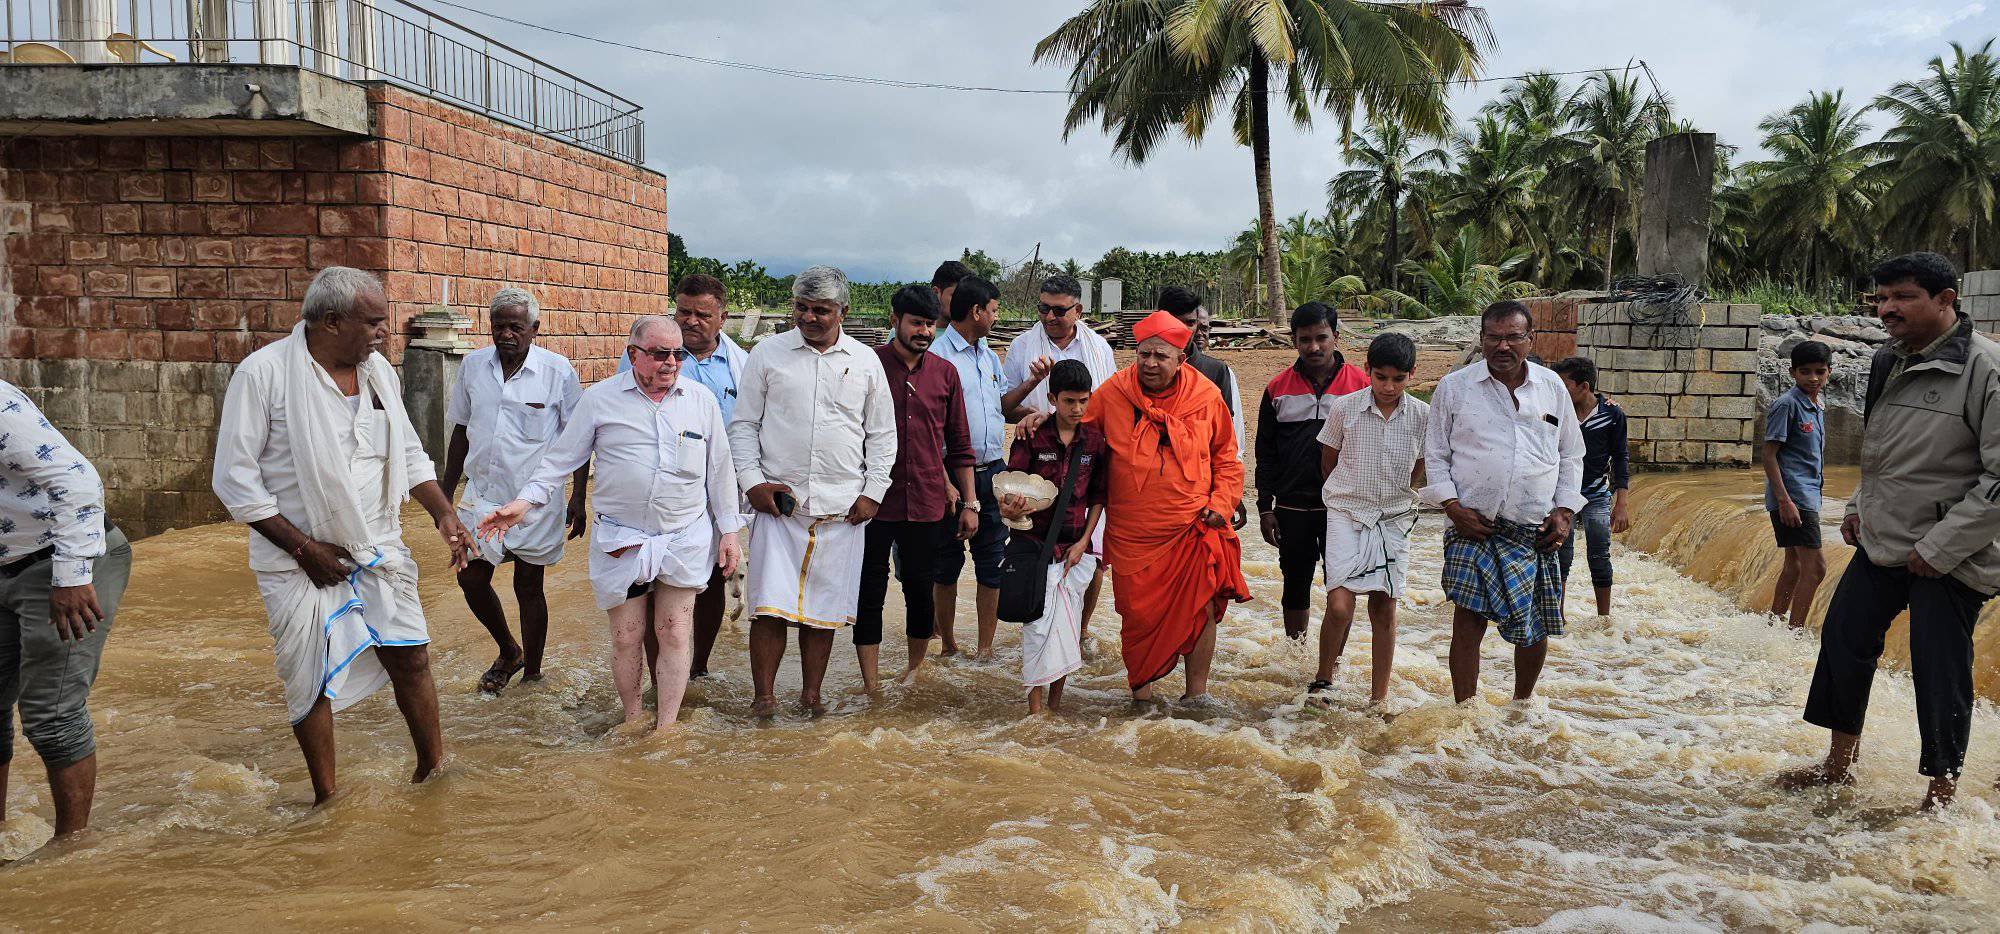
[518, 372, 744, 537]
[729, 328, 897, 517]
[1317, 388, 1430, 522]
[447, 345, 582, 507]
[1419, 361, 1586, 526]
[0, 381, 106, 586]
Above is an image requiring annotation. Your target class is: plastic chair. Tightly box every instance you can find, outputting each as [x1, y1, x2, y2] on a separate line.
[1, 42, 78, 64]
[105, 32, 176, 63]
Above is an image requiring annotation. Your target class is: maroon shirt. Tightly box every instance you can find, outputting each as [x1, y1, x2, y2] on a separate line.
[875, 344, 975, 523]
[1004, 419, 1110, 550]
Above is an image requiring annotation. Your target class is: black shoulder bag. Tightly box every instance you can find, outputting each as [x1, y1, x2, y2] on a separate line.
[997, 443, 1087, 624]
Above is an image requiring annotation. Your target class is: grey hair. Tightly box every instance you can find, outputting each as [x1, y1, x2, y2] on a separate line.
[628, 315, 679, 345]
[489, 287, 540, 325]
[792, 265, 850, 306]
[300, 266, 385, 324]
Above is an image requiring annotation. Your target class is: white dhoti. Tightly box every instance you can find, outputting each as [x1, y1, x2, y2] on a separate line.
[746, 512, 866, 629]
[1022, 554, 1096, 687]
[458, 486, 567, 567]
[588, 515, 715, 610]
[256, 544, 428, 725]
[1324, 508, 1418, 598]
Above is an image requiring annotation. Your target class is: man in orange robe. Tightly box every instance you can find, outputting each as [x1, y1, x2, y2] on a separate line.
[1089, 311, 1250, 702]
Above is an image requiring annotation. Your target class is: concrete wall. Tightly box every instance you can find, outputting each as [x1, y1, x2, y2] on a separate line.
[1967, 269, 2000, 336]
[1580, 302, 1763, 467]
[0, 80, 667, 537]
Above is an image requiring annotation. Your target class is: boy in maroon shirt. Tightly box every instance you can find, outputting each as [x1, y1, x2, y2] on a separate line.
[1000, 360, 1108, 713]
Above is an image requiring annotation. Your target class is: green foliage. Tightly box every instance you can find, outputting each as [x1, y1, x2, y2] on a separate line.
[1374, 228, 1535, 319]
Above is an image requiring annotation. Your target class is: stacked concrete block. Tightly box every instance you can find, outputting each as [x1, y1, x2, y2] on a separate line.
[1967, 270, 2000, 335]
[1577, 302, 1762, 467]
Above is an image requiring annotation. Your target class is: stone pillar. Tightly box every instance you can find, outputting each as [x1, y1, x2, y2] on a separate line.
[1636, 133, 1717, 286]
[1100, 278, 1123, 317]
[1965, 269, 2000, 336]
[56, 0, 116, 63]
[402, 303, 474, 477]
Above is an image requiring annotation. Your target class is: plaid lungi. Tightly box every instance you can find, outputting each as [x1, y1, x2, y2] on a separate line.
[1441, 519, 1565, 646]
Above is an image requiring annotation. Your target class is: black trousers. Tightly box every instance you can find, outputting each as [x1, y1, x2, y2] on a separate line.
[1275, 507, 1327, 612]
[855, 519, 942, 647]
[1804, 548, 1993, 778]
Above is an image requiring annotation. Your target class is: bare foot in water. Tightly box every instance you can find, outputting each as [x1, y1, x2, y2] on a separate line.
[799, 694, 827, 717]
[750, 696, 779, 719]
[939, 644, 961, 659]
[1775, 762, 1855, 791]
[1921, 777, 1958, 812]
[412, 757, 448, 784]
[894, 666, 924, 687]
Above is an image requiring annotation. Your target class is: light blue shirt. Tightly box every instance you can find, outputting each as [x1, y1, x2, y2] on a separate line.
[935, 323, 1006, 464]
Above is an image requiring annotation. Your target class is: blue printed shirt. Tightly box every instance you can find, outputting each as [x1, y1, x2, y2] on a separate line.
[935, 323, 1007, 464]
[1764, 386, 1826, 513]
[0, 381, 106, 586]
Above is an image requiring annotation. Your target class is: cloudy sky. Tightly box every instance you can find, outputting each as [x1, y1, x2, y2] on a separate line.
[461, 0, 1994, 281]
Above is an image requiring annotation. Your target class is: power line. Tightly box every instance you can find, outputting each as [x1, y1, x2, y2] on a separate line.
[424, 0, 1635, 99]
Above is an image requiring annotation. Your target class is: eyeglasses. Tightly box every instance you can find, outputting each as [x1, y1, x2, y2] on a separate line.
[630, 345, 691, 363]
[1036, 302, 1081, 316]
[1480, 332, 1532, 345]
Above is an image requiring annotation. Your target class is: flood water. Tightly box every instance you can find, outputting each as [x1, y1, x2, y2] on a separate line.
[7, 470, 2000, 930]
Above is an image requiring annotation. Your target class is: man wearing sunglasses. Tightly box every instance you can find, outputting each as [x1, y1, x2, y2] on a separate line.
[480, 316, 744, 734]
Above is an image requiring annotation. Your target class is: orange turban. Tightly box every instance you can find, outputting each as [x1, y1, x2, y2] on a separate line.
[1132, 310, 1192, 349]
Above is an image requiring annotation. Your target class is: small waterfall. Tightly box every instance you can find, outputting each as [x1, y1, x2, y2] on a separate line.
[1621, 467, 2000, 699]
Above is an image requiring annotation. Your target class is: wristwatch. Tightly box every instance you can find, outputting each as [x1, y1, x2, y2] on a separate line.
[960, 500, 981, 513]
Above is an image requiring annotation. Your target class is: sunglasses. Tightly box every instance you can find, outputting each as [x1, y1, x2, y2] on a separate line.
[630, 344, 691, 363]
[1036, 302, 1080, 316]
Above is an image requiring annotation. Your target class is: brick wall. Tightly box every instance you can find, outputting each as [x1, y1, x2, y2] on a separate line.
[1524, 295, 1579, 363]
[1579, 302, 1763, 467]
[0, 83, 668, 536]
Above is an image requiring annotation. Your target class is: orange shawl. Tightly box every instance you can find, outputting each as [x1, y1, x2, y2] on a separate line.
[1086, 364, 1250, 689]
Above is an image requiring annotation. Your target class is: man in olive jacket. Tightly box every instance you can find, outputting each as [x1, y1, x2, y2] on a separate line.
[1781, 252, 2000, 811]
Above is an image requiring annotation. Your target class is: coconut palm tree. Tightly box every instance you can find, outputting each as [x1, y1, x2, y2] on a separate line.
[1546, 70, 1673, 289]
[1327, 119, 1452, 293]
[1034, 0, 1489, 324]
[1867, 40, 2000, 270]
[1375, 227, 1535, 318]
[1744, 90, 1878, 291]
[1438, 114, 1544, 258]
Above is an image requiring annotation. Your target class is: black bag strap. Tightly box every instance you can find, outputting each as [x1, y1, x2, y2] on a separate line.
[1035, 442, 1089, 567]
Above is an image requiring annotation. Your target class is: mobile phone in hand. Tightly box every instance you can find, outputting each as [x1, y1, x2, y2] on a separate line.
[774, 491, 797, 517]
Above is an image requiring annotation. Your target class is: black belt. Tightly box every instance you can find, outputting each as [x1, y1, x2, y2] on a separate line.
[979, 460, 1005, 471]
[0, 545, 54, 579]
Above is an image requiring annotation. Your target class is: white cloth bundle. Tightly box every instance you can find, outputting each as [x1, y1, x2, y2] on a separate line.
[1021, 554, 1097, 687]
[588, 514, 715, 610]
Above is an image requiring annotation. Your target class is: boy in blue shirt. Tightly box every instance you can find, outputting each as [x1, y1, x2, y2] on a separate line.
[1764, 340, 1832, 629]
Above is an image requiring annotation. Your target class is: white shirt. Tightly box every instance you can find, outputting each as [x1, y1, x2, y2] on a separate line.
[0, 381, 106, 587]
[1001, 322, 1117, 414]
[730, 328, 897, 517]
[213, 342, 437, 572]
[1318, 389, 1430, 522]
[1420, 361, 1585, 526]
[517, 372, 744, 537]
[446, 345, 582, 506]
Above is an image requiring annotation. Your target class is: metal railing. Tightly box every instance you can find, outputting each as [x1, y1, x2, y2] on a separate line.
[1, 0, 644, 163]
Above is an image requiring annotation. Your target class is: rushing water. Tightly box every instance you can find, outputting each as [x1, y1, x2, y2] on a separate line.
[6, 479, 2000, 930]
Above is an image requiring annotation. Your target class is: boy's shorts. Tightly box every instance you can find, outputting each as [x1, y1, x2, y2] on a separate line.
[1770, 509, 1822, 549]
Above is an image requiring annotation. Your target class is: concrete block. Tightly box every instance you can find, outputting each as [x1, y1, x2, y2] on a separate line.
[1727, 304, 1764, 326]
[1707, 442, 1755, 465]
[1621, 394, 1671, 418]
[1630, 441, 1656, 463]
[1673, 349, 1713, 371]
[1643, 325, 1700, 349]
[1616, 349, 1674, 371]
[38, 358, 89, 390]
[1655, 441, 1705, 463]
[1688, 418, 1744, 442]
[1964, 269, 1999, 295]
[1687, 372, 1744, 395]
[158, 362, 210, 395]
[0, 359, 35, 387]
[1597, 370, 1627, 394]
[1671, 396, 1710, 418]
[1709, 396, 1758, 420]
[1628, 372, 1685, 394]
[1712, 350, 1759, 373]
[87, 393, 127, 424]
[92, 361, 160, 394]
[1698, 326, 1751, 350]
[1645, 417, 1686, 440]
[1627, 419, 1647, 440]
[38, 388, 86, 426]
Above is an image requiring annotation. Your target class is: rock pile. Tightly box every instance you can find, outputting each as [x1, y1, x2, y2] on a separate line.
[1755, 314, 1884, 416]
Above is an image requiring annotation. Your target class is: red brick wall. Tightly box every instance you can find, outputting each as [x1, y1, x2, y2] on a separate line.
[1, 83, 666, 380]
[0, 83, 667, 536]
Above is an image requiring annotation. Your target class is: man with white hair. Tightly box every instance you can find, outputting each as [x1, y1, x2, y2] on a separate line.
[213, 266, 470, 804]
[439, 287, 587, 695]
[731, 265, 896, 717]
[480, 316, 743, 733]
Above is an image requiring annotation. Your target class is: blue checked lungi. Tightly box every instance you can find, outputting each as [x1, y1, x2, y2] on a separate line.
[1441, 519, 1565, 647]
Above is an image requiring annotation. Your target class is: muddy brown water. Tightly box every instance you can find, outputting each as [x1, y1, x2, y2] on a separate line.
[6, 467, 2000, 930]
